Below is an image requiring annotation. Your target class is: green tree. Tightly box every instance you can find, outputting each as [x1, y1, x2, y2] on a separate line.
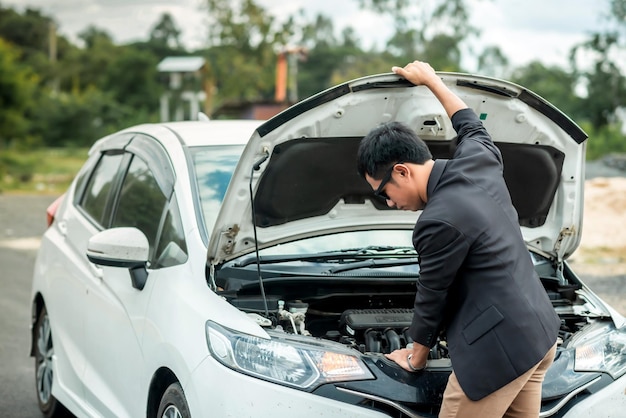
[476, 46, 509, 79]
[328, 52, 393, 88]
[57, 24, 162, 125]
[0, 38, 38, 146]
[569, 0, 626, 130]
[358, 0, 480, 71]
[295, 15, 363, 98]
[199, 0, 508, 110]
[203, 0, 291, 108]
[0, 6, 75, 90]
[510, 61, 582, 121]
[74, 26, 117, 90]
[584, 123, 626, 160]
[102, 46, 162, 112]
[33, 88, 128, 147]
[0, 6, 51, 62]
[584, 59, 624, 130]
[140, 12, 187, 59]
[421, 34, 462, 71]
[150, 12, 182, 50]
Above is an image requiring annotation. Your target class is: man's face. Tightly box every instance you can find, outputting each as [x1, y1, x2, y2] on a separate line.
[365, 164, 425, 211]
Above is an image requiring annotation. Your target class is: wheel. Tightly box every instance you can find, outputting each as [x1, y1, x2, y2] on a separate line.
[34, 306, 70, 418]
[157, 382, 191, 418]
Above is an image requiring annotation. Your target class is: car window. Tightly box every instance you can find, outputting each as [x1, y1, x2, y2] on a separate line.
[72, 154, 100, 207]
[191, 145, 244, 237]
[111, 155, 166, 261]
[153, 194, 188, 269]
[80, 152, 125, 227]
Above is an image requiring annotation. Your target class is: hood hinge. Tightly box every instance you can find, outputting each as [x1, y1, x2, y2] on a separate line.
[553, 226, 575, 285]
[219, 224, 240, 256]
[553, 226, 575, 258]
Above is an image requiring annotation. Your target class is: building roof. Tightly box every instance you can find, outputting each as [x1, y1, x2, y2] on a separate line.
[157, 56, 206, 73]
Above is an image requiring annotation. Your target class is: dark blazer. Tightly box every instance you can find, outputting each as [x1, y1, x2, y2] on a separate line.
[408, 108, 560, 401]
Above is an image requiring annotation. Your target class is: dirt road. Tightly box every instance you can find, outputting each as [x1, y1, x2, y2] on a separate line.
[570, 176, 626, 315]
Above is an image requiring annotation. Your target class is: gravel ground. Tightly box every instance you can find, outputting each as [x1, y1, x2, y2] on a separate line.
[573, 159, 626, 315]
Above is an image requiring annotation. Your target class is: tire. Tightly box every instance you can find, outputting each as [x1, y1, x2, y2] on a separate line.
[157, 382, 191, 418]
[34, 306, 70, 418]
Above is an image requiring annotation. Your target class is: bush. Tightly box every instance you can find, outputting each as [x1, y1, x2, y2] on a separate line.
[583, 122, 626, 161]
[0, 147, 88, 193]
[0, 150, 37, 185]
[32, 88, 137, 147]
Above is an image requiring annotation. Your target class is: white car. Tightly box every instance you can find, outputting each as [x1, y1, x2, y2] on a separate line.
[31, 72, 626, 418]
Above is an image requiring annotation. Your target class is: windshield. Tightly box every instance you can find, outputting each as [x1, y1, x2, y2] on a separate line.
[191, 144, 416, 254]
[258, 230, 414, 256]
[191, 145, 245, 238]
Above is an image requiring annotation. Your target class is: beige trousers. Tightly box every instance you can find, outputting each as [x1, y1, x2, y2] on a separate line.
[439, 343, 557, 418]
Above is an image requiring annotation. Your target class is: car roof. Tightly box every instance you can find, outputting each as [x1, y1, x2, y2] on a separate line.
[159, 120, 264, 147]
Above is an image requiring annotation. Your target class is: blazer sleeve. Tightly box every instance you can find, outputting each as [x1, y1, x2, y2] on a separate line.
[408, 219, 470, 347]
[451, 108, 503, 166]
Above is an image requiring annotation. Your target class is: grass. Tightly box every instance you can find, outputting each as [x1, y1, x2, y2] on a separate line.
[0, 148, 89, 194]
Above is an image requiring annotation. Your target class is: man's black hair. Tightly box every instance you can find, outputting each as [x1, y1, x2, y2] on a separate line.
[357, 121, 433, 179]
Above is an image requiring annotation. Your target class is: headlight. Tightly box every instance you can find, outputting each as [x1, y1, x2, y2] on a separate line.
[575, 330, 626, 379]
[206, 321, 374, 390]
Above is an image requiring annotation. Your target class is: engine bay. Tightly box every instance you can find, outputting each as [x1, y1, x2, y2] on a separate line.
[216, 254, 594, 357]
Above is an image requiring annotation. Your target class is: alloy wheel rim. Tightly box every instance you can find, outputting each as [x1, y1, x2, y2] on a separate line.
[36, 314, 53, 404]
[162, 405, 182, 418]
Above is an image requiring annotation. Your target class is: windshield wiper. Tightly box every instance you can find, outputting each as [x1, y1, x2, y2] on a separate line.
[233, 246, 416, 268]
[325, 257, 419, 274]
[347, 245, 415, 255]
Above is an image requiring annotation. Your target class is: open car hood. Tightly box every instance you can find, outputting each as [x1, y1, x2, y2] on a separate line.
[207, 72, 587, 267]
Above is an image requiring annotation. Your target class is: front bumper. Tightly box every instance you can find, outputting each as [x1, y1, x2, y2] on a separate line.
[560, 373, 626, 417]
[185, 355, 390, 417]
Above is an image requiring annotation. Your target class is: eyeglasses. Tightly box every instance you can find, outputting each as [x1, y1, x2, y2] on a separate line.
[374, 162, 401, 201]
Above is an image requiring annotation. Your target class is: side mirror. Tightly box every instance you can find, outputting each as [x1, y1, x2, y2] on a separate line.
[87, 227, 150, 290]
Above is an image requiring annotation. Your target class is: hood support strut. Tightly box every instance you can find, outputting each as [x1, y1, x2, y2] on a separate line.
[250, 149, 271, 317]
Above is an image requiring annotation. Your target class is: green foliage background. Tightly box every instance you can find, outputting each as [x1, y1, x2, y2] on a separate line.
[1, 0, 625, 192]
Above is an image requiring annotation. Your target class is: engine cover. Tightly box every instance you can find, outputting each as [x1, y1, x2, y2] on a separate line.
[339, 308, 413, 335]
[339, 309, 414, 353]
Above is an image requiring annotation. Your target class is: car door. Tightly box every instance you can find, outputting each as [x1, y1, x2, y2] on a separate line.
[81, 135, 179, 417]
[45, 135, 134, 406]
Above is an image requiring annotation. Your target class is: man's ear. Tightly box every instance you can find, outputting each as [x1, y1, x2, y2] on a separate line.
[395, 163, 409, 178]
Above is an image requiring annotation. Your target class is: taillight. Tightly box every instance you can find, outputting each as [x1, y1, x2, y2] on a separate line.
[46, 194, 65, 228]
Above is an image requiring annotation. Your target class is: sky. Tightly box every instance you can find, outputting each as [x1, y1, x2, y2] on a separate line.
[4, 0, 611, 70]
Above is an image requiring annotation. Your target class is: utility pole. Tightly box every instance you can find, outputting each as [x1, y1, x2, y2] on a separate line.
[49, 22, 59, 93]
[274, 46, 307, 104]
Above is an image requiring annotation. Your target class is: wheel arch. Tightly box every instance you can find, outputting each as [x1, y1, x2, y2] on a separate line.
[146, 367, 179, 418]
[30, 293, 46, 357]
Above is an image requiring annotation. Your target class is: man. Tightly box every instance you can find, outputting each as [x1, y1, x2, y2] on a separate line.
[356, 61, 560, 417]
